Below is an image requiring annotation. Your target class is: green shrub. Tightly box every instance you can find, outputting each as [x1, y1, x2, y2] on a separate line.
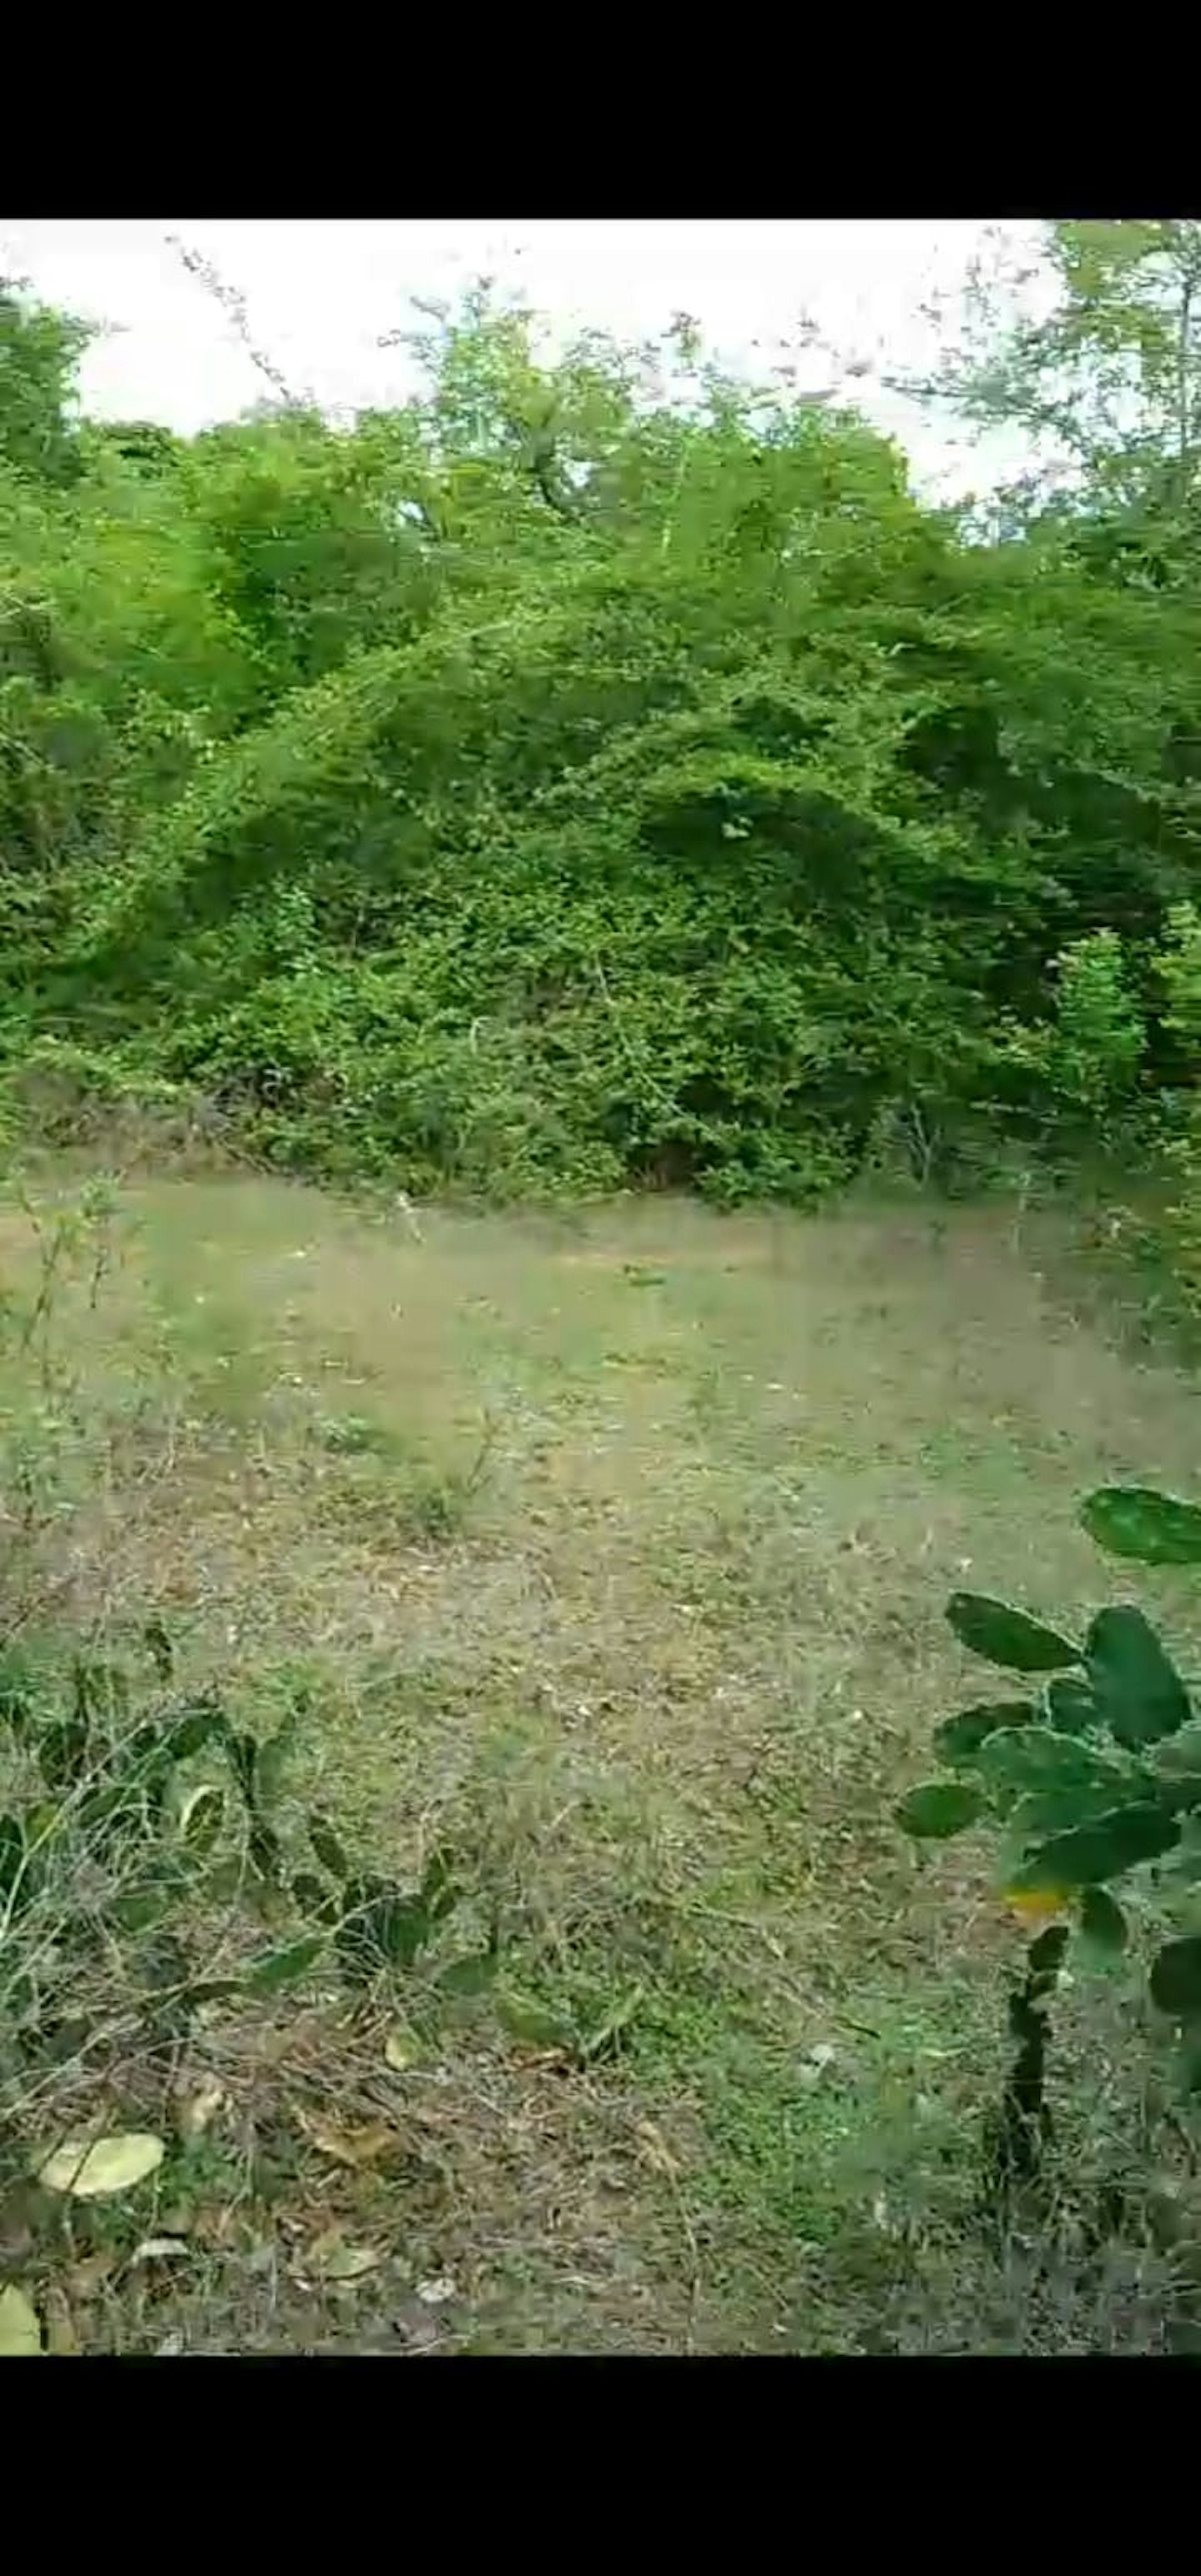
[5, 265, 1201, 1207]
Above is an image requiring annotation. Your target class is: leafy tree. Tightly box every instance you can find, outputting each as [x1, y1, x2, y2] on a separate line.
[0, 281, 88, 487]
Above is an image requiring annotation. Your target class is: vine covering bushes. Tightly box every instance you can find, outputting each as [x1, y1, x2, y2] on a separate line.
[4, 233, 1201, 1206]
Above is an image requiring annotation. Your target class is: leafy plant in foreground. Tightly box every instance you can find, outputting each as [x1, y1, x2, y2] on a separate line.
[294, 1819, 466, 1985]
[0, 1624, 471, 2124]
[897, 1482, 1201, 2206]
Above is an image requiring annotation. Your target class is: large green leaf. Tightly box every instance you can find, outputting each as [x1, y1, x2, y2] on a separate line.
[38, 1716, 91, 1793]
[1006, 1772, 1156, 1846]
[72, 1657, 129, 1724]
[1165, 1814, 1201, 1886]
[495, 1988, 577, 2053]
[253, 1707, 299, 1810]
[179, 1782, 225, 1857]
[1043, 1675, 1100, 1737]
[1081, 1486, 1201, 1567]
[933, 1702, 1034, 1764]
[1086, 1606, 1190, 1746]
[1151, 1718, 1201, 1788]
[248, 1819, 283, 1886]
[245, 1933, 327, 1995]
[1007, 1801, 1180, 1894]
[0, 1813, 30, 1911]
[309, 1813, 351, 1881]
[119, 1723, 171, 1790]
[166, 1695, 227, 1764]
[226, 1729, 260, 1810]
[438, 1949, 499, 1997]
[419, 1846, 460, 1924]
[895, 1780, 984, 1839]
[291, 1869, 340, 1925]
[945, 1593, 1078, 1674]
[336, 1875, 431, 1979]
[364, 1890, 430, 1968]
[1150, 1935, 1201, 2018]
[976, 1726, 1137, 1802]
[1077, 1885, 1128, 1957]
[0, 1660, 33, 1740]
[110, 1884, 175, 1934]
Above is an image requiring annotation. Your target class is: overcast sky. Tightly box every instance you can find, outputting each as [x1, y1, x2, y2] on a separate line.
[2, 219, 1047, 499]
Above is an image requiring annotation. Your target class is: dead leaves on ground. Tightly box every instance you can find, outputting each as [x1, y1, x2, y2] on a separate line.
[294, 2106, 397, 2170]
[3, 1964, 652, 2351]
[304, 2229, 385, 2284]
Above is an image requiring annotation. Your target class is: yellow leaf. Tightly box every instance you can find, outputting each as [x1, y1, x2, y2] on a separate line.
[38, 2132, 165, 2199]
[383, 2023, 422, 2074]
[0, 2284, 42, 2355]
[1005, 1887, 1069, 1923]
[296, 2109, 394, 2169]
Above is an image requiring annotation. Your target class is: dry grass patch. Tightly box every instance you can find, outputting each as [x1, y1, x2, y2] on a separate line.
[3, 1169, 1201, 2351]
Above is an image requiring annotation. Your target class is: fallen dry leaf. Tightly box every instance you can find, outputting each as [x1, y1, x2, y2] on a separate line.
[296, 2108, 395, 2170]
[383, 2023, 422, 2074]
[0, 2283, 42, 2355]
[174, 2078, 227, 2143]
[131, 2237, 192, 2265]
[307, 2229, 383, 2283]
[38, 2132, 165, 2200]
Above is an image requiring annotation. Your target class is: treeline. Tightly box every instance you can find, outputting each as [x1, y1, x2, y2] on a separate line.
[3, 231, 1201, 1206]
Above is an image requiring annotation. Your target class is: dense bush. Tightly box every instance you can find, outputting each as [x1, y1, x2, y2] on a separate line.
[4, 234, 1201, 1202]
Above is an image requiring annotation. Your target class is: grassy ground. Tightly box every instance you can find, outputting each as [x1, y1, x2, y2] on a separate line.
[3, 1164, 1201, 2353]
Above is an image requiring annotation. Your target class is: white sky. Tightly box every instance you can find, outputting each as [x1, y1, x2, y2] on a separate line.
[1, 218, 1045, 499]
